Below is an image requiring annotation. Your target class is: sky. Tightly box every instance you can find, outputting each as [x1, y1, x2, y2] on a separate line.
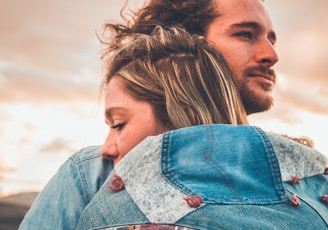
[0, 0, 327, 196]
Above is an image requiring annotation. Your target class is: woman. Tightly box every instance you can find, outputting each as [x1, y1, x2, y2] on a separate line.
[20, 26, 327, 229]
[99, 24, 248, 165]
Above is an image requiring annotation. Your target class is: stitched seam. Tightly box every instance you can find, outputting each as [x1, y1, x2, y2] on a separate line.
[161, 132, 194, 195]
[202, 125, 239, 199]
[253, 126, 287, 201]
[285, 188, 328, 227]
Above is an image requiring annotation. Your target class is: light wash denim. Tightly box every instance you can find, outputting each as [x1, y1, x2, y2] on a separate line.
[19, 125, 328, 230]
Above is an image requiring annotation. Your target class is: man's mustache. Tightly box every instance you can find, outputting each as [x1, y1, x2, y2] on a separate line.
[244, 66, 276, 83]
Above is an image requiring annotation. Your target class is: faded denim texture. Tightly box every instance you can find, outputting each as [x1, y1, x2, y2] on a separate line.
[19, 125, 328, 230]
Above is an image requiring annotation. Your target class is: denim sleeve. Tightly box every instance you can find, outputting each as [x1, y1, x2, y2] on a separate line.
[18, 157, 89, 230]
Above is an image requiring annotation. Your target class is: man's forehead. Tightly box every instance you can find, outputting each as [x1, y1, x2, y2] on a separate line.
[212, 0, 274, 30]
[215, 0, 266, 13]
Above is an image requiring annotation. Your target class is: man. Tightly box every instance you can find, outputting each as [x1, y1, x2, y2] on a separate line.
[21, 1, 328, 229]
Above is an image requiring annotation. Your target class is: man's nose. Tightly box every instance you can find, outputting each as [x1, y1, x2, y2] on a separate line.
[255, 39, 279, 67]
[101, 132, 119, 161]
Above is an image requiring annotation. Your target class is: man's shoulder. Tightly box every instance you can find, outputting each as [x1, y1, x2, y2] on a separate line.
[67, 145, 114, 193]
[69, 145, 103, 164]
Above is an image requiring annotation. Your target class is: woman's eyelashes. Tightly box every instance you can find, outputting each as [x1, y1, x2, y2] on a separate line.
[111, 123, 125, 131]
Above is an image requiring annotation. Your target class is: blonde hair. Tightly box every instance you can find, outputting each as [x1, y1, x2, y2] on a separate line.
[101, 25, 248, 129]
[280, 133, 314, 148]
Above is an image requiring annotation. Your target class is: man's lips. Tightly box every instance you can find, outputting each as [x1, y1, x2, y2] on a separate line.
[248, 73, 275, 86]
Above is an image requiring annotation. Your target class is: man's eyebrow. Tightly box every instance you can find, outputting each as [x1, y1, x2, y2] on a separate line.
[230, 21, 277, 44]
[230, 21, 261, 29]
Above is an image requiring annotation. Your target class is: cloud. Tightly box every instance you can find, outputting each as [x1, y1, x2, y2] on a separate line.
[0, 102, 106, 170]
[0, 60, 100, 103]
[275, 74, 328, 114]
[39, 138, 75, 153]
[265, 0, 328, 119]
[0, 0, 133, 104]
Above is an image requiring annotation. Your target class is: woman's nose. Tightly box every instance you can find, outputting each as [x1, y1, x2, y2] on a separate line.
[101, 133, 119, 160]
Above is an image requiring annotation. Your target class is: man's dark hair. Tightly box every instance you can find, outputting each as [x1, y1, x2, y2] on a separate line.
[131, 0, 219, 35]
[102, 0, 219, 53]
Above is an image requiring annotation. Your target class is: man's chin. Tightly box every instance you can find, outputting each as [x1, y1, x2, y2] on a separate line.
[241, 89, 274, 115]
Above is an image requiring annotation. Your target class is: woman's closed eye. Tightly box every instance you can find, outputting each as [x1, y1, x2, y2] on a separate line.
[111, 123, 125, 131]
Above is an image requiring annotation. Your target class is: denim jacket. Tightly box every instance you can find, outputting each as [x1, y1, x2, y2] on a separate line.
[19, 125, 328, 230]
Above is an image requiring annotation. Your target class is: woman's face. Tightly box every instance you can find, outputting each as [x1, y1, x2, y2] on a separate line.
[101, 76, 170, 166]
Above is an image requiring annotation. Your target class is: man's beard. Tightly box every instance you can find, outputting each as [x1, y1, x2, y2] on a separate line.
[240, 86, 274, 115]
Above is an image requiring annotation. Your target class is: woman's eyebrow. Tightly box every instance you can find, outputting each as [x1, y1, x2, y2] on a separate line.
[104, 107, 115, 124]
[104, 107, 126, 124]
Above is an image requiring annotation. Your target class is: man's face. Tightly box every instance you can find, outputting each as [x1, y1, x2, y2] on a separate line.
[205, 0, 278, 114]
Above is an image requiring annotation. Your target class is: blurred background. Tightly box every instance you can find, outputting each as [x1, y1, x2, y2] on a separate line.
[0, 0, 327, 198]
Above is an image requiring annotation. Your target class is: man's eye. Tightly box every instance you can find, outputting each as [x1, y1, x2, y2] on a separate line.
[111, 123, 125, 131]
[235, 31, 253, 40]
